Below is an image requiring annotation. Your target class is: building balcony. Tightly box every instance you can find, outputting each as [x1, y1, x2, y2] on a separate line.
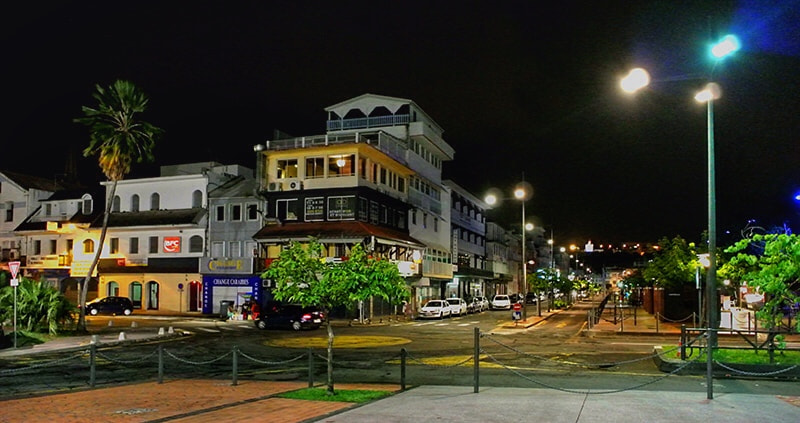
[264, 131, 407, 166]
[326, 114, 411, 132]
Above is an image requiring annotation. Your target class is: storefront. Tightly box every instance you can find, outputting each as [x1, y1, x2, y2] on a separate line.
[201, 275, 263, 315]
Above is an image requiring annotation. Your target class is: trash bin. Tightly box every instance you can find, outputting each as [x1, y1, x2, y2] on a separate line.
[219, 300, 234, 320]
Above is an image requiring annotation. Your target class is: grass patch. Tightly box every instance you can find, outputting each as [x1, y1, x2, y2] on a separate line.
[277, 388, 394, 403]
[667, 345, 800, 365]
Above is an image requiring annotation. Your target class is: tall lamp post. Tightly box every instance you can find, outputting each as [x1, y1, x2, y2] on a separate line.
[620, 33, 740, 400]
[486, 182, 533, 320]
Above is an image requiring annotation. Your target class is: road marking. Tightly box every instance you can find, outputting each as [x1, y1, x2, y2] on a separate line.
[195, 327, 220, 333]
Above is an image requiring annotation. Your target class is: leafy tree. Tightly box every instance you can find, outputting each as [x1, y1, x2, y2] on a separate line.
[74, 80, 162, 331]
[641, 236, 697, 290]
[0, 276, 76, 335]
[722, 233, 800, 331]
[263, 240, 409, 394]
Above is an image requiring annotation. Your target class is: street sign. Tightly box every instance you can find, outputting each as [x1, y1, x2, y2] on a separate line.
[513, 302, 522, 311]
[10, 278, 18, 287]
[8, 261, 20, 279]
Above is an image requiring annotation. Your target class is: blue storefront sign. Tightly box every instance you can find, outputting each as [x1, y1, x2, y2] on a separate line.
[202, 275, 262, 314]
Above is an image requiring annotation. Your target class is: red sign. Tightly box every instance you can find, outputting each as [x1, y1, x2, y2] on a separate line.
[8, 261, 20, 279]
[513, 302, 522, 311]
[163, 237, 181, 253]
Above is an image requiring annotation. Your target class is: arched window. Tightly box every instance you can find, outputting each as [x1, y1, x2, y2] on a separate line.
[83, 239, 94, 253]
[192, 190, 203, 208]
[131, 194, 140, 212]
[81, 194, 93, 215]
[112, 195, 121, 212]
[150, 193, 160, 210]
[107, 281, 119, 296]
[129, 281, 142, 308]
[189, 235, 203, 253]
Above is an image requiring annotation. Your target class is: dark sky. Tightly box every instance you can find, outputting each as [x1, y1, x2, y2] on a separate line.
[3, 1, 799, 247]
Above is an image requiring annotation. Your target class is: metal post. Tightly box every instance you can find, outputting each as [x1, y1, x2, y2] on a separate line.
[13, 285, 17, 349]
[521, 200, 527, 321]
[473, 327, 480, 393]
[680, 325, 687, 360]
[400, 348, 407, 391]
[706, 97, 716, 400]
[232, 346, 238, 386]
[89, 343, 96, 388]
[158, 345, 164, 384]
[308, 348, 314, 388]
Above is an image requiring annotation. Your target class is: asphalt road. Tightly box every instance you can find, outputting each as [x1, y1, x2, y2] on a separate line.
[1, 302, 798, 399]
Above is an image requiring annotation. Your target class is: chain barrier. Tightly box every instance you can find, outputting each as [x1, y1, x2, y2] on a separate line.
[483, 349, 698, 395]
[96, 348, 159, 365]
[0, 351, 87, 375]
[163, 348, 232, 365]
[404, 351, 473, 369]
[659, 313, 695, 323]
[482, 333, 680, 369]
[714, 361, 800, 377]
[238, 350, 307, 366]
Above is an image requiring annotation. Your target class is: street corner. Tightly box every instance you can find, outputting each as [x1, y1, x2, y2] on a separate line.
[263, 335, 412, 349]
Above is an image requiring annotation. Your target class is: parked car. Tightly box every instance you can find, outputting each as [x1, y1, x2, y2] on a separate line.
[446, 298, 468, 317]
[255, 303, 325, 331]
[83, 296, 134, 316]
[418, 300, 451, 319]
[490, 294, 511, 310]
[525, 292, 538, 304]
[471, 296, 489, 312]
[509, 293, 523, 303]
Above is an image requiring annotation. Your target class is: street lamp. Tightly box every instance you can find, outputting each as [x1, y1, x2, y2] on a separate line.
[619, 33, 740, 400]
[485, 182, 533, 320]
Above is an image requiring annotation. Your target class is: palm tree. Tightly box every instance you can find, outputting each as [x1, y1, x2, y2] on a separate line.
[73, 80, 162, 331]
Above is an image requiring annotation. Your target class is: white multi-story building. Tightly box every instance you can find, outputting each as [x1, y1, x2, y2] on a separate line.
[444, 180, 492, 300]
[0, 171, 61, 265]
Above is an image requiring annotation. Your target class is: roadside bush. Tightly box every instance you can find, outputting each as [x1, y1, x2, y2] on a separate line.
[0, 276, 76, 335]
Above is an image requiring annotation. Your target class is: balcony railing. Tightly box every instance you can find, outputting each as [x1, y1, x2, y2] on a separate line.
[264, 131, 407, 165]
[326, 114, 411, 131]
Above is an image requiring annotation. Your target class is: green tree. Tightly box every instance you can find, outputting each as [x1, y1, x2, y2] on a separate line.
[74, 80, 162, 331]
[263, 240, 409, 394]
[641, 236, 697, 290]
[722, 233, 800, 331]
[0, 277, 76, 335]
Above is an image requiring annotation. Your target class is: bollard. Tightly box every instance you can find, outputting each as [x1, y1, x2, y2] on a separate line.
[108, 320, 113, 327]
[168, 326, 174, 334]
[89, 343, 97, 388]
[231, 346, 238, 386]
[118, 331, 127, 341]
[308, 348, 314, 388]
[158, 327, 165, 336]
[158, 345, 164, 384]
[400, 348, 407, 391]
[474, 327, 480, 393]
[91, 335, 99, 344]
[131, 321, 138, 328]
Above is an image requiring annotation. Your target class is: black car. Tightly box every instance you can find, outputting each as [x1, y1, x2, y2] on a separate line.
[255, 303, 325, 331]
[84, 296, 134, 316]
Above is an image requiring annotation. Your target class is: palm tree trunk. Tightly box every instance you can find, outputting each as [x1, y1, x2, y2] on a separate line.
[77, 180, 117, 332]
[326, 320, 335, 395]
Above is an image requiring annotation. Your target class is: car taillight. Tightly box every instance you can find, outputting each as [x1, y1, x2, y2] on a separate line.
[302, 313, 312, 321]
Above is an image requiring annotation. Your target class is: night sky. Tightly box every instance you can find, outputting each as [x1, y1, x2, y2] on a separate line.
[3, 1, 799, 247]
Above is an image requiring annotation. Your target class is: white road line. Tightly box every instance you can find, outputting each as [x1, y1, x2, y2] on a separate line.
[195, 327, 220, 333]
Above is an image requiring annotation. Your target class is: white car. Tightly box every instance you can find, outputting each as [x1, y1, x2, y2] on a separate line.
[445, 298, 468, 316]
[490, 294, 512, 310]
[471, 296, 489, 312]
[418, 300, 451, 319]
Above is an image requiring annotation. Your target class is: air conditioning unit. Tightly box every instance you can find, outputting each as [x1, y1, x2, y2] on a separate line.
[266, 182, 281, 192]
[284, 179, 303, 191]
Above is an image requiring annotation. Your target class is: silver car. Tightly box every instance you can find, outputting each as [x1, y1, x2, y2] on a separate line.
[446, 298, 468, 316]
[418, 300, 451, 319]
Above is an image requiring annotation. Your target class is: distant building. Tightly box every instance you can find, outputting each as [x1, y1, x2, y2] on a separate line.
[0, 171, 62, 264]
[444, 180, 492, 299]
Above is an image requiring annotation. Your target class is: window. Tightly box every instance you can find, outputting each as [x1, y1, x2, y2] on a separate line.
[398, 177, 405, 193]
[131, 194, 140, 212]
[112, 196, 121, 212]
[107, 281, 119, 297]
[192, 190, 203, 208]
[245, 241, 257, 257]
[150, 193, 160, 210]
[211, 241, 225, 257]
[49, 239, 57, 255]
[229, 241, 241, 257]
[66, 239, 74, 254]
[45, 204, 52, 216]
[34, 240, 41, 255]
[411, 209, 417, 225]
[230, 204, 242, 221]
[5, 202, 13, 222]
[110, 238, 119, 254]
[82, 194, 93, 215]
[380, 168, 387, 184]
[215, 205, 225, 221]
[305, 157, 325, 178]
[189, 235, 203, 253]
[83, 239, 94, 254]
[246, 203, 258, 221]
[130, 237, 139, 254]
[277, 159, 298, 178]
[328, 154, 355, 177]
[276, 199, 298, 221]
[434, 218, 439, 232]
[149, 236, 158, 254]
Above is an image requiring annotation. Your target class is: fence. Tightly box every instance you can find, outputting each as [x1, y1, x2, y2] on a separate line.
[1, 327, 797, 398]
